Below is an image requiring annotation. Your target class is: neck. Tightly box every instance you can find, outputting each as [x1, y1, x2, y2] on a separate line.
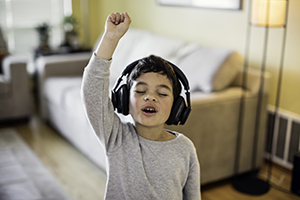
[134, 123, 175, 141]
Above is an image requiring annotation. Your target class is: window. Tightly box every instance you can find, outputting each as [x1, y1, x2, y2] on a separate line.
[0, 0, 70, 73]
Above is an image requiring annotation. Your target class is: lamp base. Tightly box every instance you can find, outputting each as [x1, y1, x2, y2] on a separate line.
[232, 174, 270, 195]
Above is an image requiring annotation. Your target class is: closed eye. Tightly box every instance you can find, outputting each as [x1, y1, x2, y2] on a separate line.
[158, 93, 168, 97]
[135, 91, 145, 94]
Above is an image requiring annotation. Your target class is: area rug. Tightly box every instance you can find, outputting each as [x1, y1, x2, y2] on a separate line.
[0, 128, 70, 200]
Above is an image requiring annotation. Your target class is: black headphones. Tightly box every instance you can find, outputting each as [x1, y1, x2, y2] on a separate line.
[111, 59, 191, 125]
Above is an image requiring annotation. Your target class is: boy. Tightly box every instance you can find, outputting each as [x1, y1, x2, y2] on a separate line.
[81, 12, 200, 199]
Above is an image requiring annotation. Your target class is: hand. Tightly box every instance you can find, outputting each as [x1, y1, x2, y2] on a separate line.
[95, 12, 131, 60]
[105, 12, 131, 41]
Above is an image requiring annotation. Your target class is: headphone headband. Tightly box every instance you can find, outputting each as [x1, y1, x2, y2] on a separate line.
[119, 59, 190, 91]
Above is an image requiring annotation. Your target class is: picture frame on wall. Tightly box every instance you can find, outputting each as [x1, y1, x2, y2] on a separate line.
[157, 0, 241, 10]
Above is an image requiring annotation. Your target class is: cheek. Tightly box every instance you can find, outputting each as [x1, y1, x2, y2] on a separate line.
[129, 92, 138, 113]
[164, 98, 174, 113]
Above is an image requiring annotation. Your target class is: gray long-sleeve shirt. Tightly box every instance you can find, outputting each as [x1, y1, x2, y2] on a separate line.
[81, 54, 201, 200]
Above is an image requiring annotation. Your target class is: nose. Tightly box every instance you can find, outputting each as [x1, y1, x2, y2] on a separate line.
[144, 94, 157, 102]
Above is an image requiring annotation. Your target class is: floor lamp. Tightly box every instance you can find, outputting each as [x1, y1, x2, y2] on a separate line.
[232, 0, 289, 195]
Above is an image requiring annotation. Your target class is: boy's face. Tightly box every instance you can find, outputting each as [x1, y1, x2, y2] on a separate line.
[129, 72, 174, 129]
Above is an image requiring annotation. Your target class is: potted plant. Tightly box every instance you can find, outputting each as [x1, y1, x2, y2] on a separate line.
[35, 22, 51, 55]
[61, 15, 81, 50]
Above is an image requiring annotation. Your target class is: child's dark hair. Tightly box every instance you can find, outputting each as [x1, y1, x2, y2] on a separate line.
[127, 55, 182, 99]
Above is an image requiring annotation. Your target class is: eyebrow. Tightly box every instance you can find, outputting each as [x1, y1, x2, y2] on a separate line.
[135, 82, 172, 91]
[158, 84, 172, 91]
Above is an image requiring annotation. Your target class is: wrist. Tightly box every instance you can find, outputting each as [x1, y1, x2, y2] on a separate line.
[102, 31, 122, 44]
[95, 32, 120, 60]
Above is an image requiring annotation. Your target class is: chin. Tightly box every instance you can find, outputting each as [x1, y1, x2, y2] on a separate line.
[141, 119, 166, 128]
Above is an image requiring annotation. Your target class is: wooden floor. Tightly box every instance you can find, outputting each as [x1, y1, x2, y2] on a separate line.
[1, 115, 300, 200]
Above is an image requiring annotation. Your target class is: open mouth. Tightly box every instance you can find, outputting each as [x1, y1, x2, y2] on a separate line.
[142, 107, 157, 114]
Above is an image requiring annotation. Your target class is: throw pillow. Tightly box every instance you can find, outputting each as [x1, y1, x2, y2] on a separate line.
[178, 47, 243, 93]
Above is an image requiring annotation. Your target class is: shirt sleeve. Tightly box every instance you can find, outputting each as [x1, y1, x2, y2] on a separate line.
[81, 53, 128, 153]
[183, 151, 201, 200]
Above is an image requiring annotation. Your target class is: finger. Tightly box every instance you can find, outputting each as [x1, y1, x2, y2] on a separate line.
[108, 13, 116, 23]
[114, 12, 121, 24]
[120, 13, 125, 23]
[124, 12, 132, 25]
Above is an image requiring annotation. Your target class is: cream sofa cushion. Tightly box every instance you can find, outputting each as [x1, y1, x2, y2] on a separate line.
[179, 47, 243, 93]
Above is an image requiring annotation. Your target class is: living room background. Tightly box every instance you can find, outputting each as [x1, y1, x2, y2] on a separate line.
[72, 0, 300, 118]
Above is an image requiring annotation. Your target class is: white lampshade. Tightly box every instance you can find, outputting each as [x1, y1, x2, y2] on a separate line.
[251, 0, 287, 27]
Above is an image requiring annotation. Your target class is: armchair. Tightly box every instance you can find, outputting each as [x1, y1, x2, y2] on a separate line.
[0, 55, 31, 122]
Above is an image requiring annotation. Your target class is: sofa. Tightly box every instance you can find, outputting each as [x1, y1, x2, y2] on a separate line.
[36, 28, 270, 185]
[0, 55, 31, 122]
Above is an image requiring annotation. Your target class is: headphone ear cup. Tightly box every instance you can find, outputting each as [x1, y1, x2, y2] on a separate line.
[116, 84, 129, 115]
[180, 107, 191, 125]
[111, 90, 117, 110]
[166, 96, 185, 125]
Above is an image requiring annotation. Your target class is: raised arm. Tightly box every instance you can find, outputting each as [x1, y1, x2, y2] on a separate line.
[81, 12, 131, 152]
[96, 12, 131, 60]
